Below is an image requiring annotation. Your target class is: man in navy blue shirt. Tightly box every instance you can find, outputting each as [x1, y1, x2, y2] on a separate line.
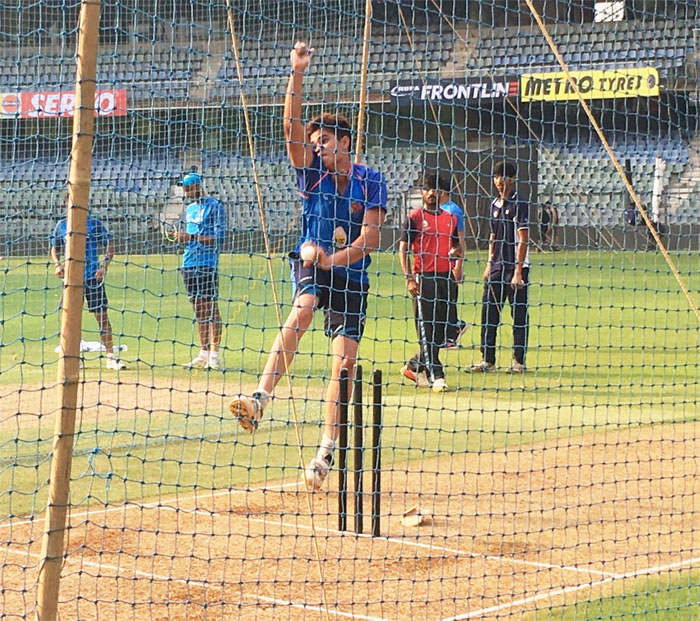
[230, 41, 387, 491]
[471, 161, 530, 373]
[50, 214, 126, 370]
[176, 172, 227, 370]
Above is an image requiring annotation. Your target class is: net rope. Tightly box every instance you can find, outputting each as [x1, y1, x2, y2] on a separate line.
[1, 1, 699, 618]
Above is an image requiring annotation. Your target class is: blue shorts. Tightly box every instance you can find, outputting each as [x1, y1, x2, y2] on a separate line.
[84, 279, 108, 313]
[292, 261, 368, 342]
[182, 267, 218, 300]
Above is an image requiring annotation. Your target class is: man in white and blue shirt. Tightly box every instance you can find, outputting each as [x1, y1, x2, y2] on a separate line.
[230, 40, 388, 492]
[177, 172, 227, 370]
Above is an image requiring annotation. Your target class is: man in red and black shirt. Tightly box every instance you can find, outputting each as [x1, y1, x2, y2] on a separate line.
[399, 173, 462, 392]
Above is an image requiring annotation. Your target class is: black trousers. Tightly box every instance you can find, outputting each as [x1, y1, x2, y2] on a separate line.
[407, 272, 450, 380]
[480, 268, 529, 365]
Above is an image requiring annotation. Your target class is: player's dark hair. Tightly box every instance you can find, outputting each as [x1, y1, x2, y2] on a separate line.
[421, 173, 450, 192]
[494, 161, 517, 178]
[306, 113, 352, 144]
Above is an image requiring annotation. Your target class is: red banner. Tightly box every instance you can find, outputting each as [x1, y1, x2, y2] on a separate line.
[0, 89, 127, 118]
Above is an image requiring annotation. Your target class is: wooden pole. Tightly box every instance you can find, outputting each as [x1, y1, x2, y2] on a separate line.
[354, 0, 372, 162]
[36, 1, 101, 618]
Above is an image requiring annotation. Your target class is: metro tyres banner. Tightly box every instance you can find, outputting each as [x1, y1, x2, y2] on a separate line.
[0, 89, 127, 118]
[520, 67, 659, 102]
[390, 78, 519, 104]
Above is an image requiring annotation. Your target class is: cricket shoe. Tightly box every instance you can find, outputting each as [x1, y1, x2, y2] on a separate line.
[509, 361, 526, 374]
[469, 361, 495, 373]
[183, 354, 208, 369]
[431, 378, 448, 393]
[206, 357, 221, 370]
[401, 365, 430, 388]
[105, 357, 127, 371]
[230, 393, 265, 433]
[443, 321, 469, 349]
[303, 453, 333, 491]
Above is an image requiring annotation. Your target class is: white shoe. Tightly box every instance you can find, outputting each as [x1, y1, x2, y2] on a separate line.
[229, 394, 264, 433]
[401, 365, 430, 388]
[206, 357, 221, 370]
[183, 355, 208, 369]
[105, 357, 127, 371]
[431, 377, 448, 393]
[303, 454, 333, 491]
[510, 361, 526, 374]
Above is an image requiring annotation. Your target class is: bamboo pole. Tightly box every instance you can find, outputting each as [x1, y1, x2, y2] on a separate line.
[354, 0, 372, 162]
[36, 1, 101, 618]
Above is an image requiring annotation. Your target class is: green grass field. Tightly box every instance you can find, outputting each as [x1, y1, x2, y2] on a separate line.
[1, 248, 699, 616]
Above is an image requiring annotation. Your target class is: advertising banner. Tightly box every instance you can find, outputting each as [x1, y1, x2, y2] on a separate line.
[0, 89, 127, 118]
[520, 67, 659, 102]
[390, 78, 519, 104]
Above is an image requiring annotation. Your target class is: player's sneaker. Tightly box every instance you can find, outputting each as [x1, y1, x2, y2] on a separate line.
[401, 365, 430, 388]
[229, 393, 264, 433]
[510, 361, 526, 374]
[470, 361, 495, 373]
[443, 321, 469, 349]
[431, 377, 448, 393]
[105, 357, 127, 371]
[303, 453, 333, 491]
[206, 356, 221, 370]
[183, 354, 208, 369]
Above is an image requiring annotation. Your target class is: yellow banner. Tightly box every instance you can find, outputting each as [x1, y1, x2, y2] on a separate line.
[520, 67, 659, 102]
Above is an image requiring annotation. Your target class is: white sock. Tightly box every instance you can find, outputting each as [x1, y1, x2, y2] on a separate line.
[107, 352, 116, 360]
[199, 349, 209, 361]
[209, 351, 219, 362]
[253, 388, 271, 408]
[318, 435, 336, 459]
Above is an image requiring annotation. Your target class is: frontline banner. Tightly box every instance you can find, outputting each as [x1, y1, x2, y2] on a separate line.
[520, 67, 659, 102]
[390, 78, 519, 104]
[0, 89, 127, 118]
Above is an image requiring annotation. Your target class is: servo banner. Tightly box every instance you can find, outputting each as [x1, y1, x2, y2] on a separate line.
[390, 78, 519, 104]
[520, 67, 659, 102]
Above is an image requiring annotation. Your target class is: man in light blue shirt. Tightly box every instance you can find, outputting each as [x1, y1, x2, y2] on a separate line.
[438, 181, 468, 347]
[50, 214, 126, 370]
[176, 172, 227, 370]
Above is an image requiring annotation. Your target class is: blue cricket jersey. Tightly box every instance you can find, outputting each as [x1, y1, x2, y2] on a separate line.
[295, 154, 387, 284]
[50, 216, 111, 282]
[182, 196, 227, 269]
[441, 200, 465, 233]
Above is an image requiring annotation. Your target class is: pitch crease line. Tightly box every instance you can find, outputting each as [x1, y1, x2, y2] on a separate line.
[439, 554, 700, 620]
[3, 481, 615, 580]
[255, 595, 390, 621]
[3, 546, 209, 587]
[0, 480, 302, 531]
[6, 547, 380, 619]
[164, 503, 616, 579]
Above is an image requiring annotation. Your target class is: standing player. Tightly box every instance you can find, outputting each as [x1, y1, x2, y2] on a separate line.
[229, 41, 387, 491]
[400, 173, 462, 392]
[437, 178, 468, 348]
[177, 172, 227, 370]
[471, 161, 530, 374]
[50, 212, 126, 370]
